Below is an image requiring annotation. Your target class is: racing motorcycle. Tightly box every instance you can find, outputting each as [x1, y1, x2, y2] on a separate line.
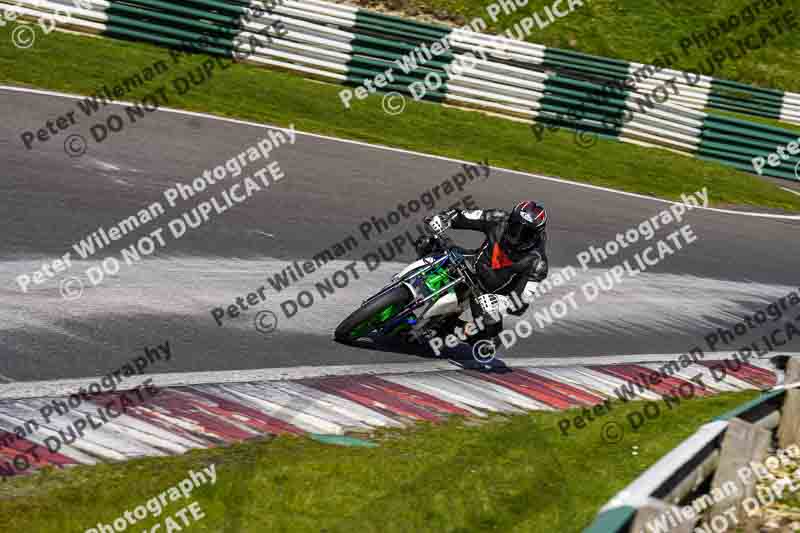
[334, 220, 487, 356]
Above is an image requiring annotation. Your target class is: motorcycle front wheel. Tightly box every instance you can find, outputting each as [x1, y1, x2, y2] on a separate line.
[334, 285, 412, 343]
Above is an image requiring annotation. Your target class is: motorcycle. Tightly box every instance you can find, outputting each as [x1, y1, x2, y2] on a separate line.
[334, 222, 487, 356]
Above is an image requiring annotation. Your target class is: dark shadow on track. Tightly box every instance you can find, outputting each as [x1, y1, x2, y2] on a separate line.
[334, 335, 513, 372]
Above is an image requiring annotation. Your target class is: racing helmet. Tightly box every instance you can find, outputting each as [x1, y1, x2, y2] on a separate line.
[502, 201, 547, 251]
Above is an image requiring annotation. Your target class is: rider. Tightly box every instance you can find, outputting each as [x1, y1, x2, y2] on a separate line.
[414, 201, 549, 349]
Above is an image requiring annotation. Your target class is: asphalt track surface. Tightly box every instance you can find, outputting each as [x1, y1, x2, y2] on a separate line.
[2, 87, 800, 382]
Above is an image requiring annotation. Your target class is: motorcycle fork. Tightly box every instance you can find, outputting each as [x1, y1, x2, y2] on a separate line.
[378, 277, 465, 335]
[362, 256, 447, 308]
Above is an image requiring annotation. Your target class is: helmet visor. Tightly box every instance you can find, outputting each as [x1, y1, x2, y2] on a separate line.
[505, 220, 539, 248]
[505, 219, 524, 245]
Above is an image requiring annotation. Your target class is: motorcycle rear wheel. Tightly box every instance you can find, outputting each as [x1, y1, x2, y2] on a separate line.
[334, 285, 412, 343]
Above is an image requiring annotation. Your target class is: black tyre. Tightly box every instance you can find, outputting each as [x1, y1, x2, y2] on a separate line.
[334, 285, 412, 343]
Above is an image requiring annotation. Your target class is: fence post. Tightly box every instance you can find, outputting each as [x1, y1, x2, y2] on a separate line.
[708, 418, 771, 522]
[778, 357, 800, 448]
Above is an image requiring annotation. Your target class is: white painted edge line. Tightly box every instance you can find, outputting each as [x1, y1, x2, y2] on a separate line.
[0, 352, 792, 400]
[3, 84, 800, 221]
[781, 187, 800, 198]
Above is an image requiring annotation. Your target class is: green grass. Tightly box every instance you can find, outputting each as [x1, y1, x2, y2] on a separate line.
[0, 390, 759, 532]
[2, 25, 800, 212]
[402, 0, 800, 93]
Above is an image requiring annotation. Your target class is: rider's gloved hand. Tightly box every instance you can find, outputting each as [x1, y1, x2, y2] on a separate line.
[475, 294, 513, 323]
[425, 214, 448, 234]
[425, 209, 460, 234]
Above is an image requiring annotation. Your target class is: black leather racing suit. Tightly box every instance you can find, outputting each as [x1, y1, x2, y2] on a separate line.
[416, 208, 549, 341]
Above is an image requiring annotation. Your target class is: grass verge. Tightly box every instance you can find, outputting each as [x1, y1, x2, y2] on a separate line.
[2, 25, 800, 212]
[0, 390, 759, 532]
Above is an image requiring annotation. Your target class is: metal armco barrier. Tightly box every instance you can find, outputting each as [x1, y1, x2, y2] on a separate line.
[584, 355, 792, 533]
[6, 0, 800, 180]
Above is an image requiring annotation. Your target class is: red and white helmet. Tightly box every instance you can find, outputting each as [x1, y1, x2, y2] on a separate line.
[503, 201, 547, 251]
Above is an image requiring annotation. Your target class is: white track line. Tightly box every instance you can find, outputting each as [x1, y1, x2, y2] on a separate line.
[3, 84, 800, 221]
[0, 352, 791, 400]
[782, 187, 800, 197]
